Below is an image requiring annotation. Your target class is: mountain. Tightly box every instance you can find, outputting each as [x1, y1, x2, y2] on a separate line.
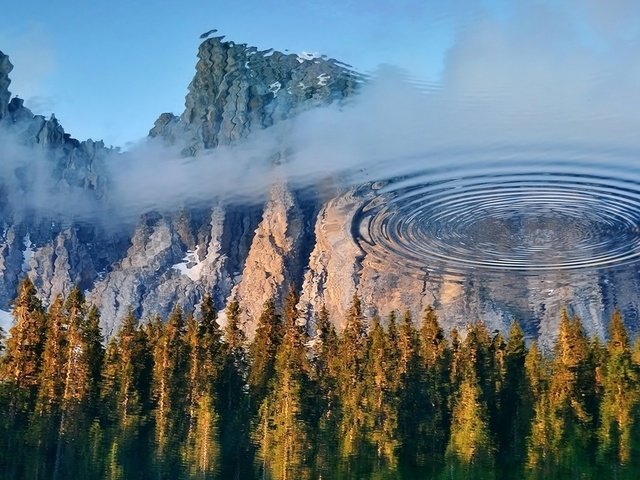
[1, 35, 639, 347]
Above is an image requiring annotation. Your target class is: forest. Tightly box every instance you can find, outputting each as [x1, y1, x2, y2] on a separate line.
[1, 278, 640, 479]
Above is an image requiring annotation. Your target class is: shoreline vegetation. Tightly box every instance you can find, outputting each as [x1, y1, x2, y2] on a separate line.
[1, 278, 639, 479]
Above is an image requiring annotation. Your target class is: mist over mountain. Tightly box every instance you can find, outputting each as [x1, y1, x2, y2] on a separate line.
[1, 21, 640, 346]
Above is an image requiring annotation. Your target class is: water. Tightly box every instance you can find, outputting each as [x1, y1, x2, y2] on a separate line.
[357, 146, 640, 277]
[353, 146, 640, 339]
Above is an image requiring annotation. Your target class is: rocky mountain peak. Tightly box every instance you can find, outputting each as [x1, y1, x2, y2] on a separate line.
[0, 50, 13, 120]
[151, 35, 360, 152]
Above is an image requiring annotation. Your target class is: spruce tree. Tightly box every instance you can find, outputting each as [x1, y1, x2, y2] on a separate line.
[218, 298, 252, 479]
[311, 304, 339, 478]
[151, 304, 188, 474]
[445, 376, 495, 479]
[598, 310, 637, 465]
[335, 294, 369, 472]
[2, 278, 46, 413]
[418, 305, 450, 467]
[247, 298, 282, 408]
[183, 295, 223, 479]
[254, 286, 314, 480]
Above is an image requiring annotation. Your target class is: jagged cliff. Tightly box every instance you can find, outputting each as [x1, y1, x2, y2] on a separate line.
[1, 37, 638, 346]
[0, 38, 363, 338]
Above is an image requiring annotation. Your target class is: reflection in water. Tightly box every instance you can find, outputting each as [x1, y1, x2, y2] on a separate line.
[355, 147, 640, 342]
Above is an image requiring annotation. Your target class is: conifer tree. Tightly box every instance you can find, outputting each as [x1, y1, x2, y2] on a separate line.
[100, 307, 152, 478]
[418, 305, 450, 466]
[395, 310, 423, 468]
[218, 298, 252, 479]
[311, 304, 339, 399]
[247, 298, 282, 408]
[151, 304, 188, 473]
[498, 321, 530, 472]
[254, 286, 314, 480]
[36, 295, 67, 414]
[364, 313, 401, 470]
[598, 310, 637, 465]
[335, 294, 369, 471]
[100, 307, 150, 427]
[2, 278, 46, 413]
[183, 295, 223, 478]
[445, 376, 495, 479]
[525, 341, 555, 476]
[51, 289, 105, 478]
[529, 310, 595, 476]
[310, 304, 340, 477]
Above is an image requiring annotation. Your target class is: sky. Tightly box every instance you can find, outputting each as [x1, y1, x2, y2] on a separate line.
[0, 0, 466, 147]
[1, 0, 640, 222]
[2, 1, 637, 148]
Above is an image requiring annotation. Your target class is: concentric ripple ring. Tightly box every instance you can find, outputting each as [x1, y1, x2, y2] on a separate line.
[355, 149, 640, 277]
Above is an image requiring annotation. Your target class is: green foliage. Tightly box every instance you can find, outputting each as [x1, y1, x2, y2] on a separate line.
[2, 282, 640, 479]
[247, 298, 282, 407]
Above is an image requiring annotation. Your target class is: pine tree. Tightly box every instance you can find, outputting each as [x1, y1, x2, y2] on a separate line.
[445, 376, 495, 478]
[218, 298, 252, 479]
[598, 310, 637, 465]
[36, 295, 67, 414]
[498, 321, 530, 473]
[183, 295, 223, 479]
[51, 288, 105, 479]
[310, 304, 340, 478]
[247, 298, 282, 408]
[151, 304, 188, 474]
[254, 286, 314, 480]
[364, 313, 401, 470]
[83, 305, 104, 414]
[332, 295, 369, 468]
[525, 341, 554, 476]
[528, 310, 595, 477]
[395, 310, 423, 469]
[418, 305, 450, 467]
[61, 288, 89, 406]
[101, 308, 151, 427]
[2, 278, 46, 413]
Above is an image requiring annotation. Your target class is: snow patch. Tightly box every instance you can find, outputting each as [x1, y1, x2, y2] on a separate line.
[172, 247, 205, 282]
[269, 81, 281, 95]
[296, 51, 321, 63]
[0, 309, 12, 333]
[22, 234, 34, 272]
[317, 73, 330, 86]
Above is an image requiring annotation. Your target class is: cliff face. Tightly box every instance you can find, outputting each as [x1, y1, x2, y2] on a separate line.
[1, 41, 638, 345]
[0, 39, 362, 337]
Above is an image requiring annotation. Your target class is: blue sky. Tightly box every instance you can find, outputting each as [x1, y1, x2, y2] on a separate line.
[0, 1, 465, 147]
[1, 1, 638, 148]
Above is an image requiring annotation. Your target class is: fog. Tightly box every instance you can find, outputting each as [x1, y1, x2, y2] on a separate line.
[1, 1, 639, 223]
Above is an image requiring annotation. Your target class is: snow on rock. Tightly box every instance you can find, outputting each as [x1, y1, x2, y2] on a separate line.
[296, 51, 321, 63]
[317, 73, 330, 86]
[22, 234, 33, 272]
[0, 309, 12, 333]
[172, 247, 205, 282]
[269, 81, 281, 95]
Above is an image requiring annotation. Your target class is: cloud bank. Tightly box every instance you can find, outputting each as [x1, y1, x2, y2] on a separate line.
[1, 1, 639, 224]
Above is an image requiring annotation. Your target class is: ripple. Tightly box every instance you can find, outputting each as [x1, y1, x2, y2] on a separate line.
[355, 147, 640, 278]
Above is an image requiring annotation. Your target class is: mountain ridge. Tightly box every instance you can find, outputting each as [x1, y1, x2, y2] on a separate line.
[1, 37, 638, 348]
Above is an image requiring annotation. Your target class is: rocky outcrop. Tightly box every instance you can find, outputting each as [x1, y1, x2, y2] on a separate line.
[232, 184, 307, 335]
[0, 52, 117, 310]
[1, 37, 637, 347]
[151, 36, 359, 152]
[0, 51, 12, 120]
